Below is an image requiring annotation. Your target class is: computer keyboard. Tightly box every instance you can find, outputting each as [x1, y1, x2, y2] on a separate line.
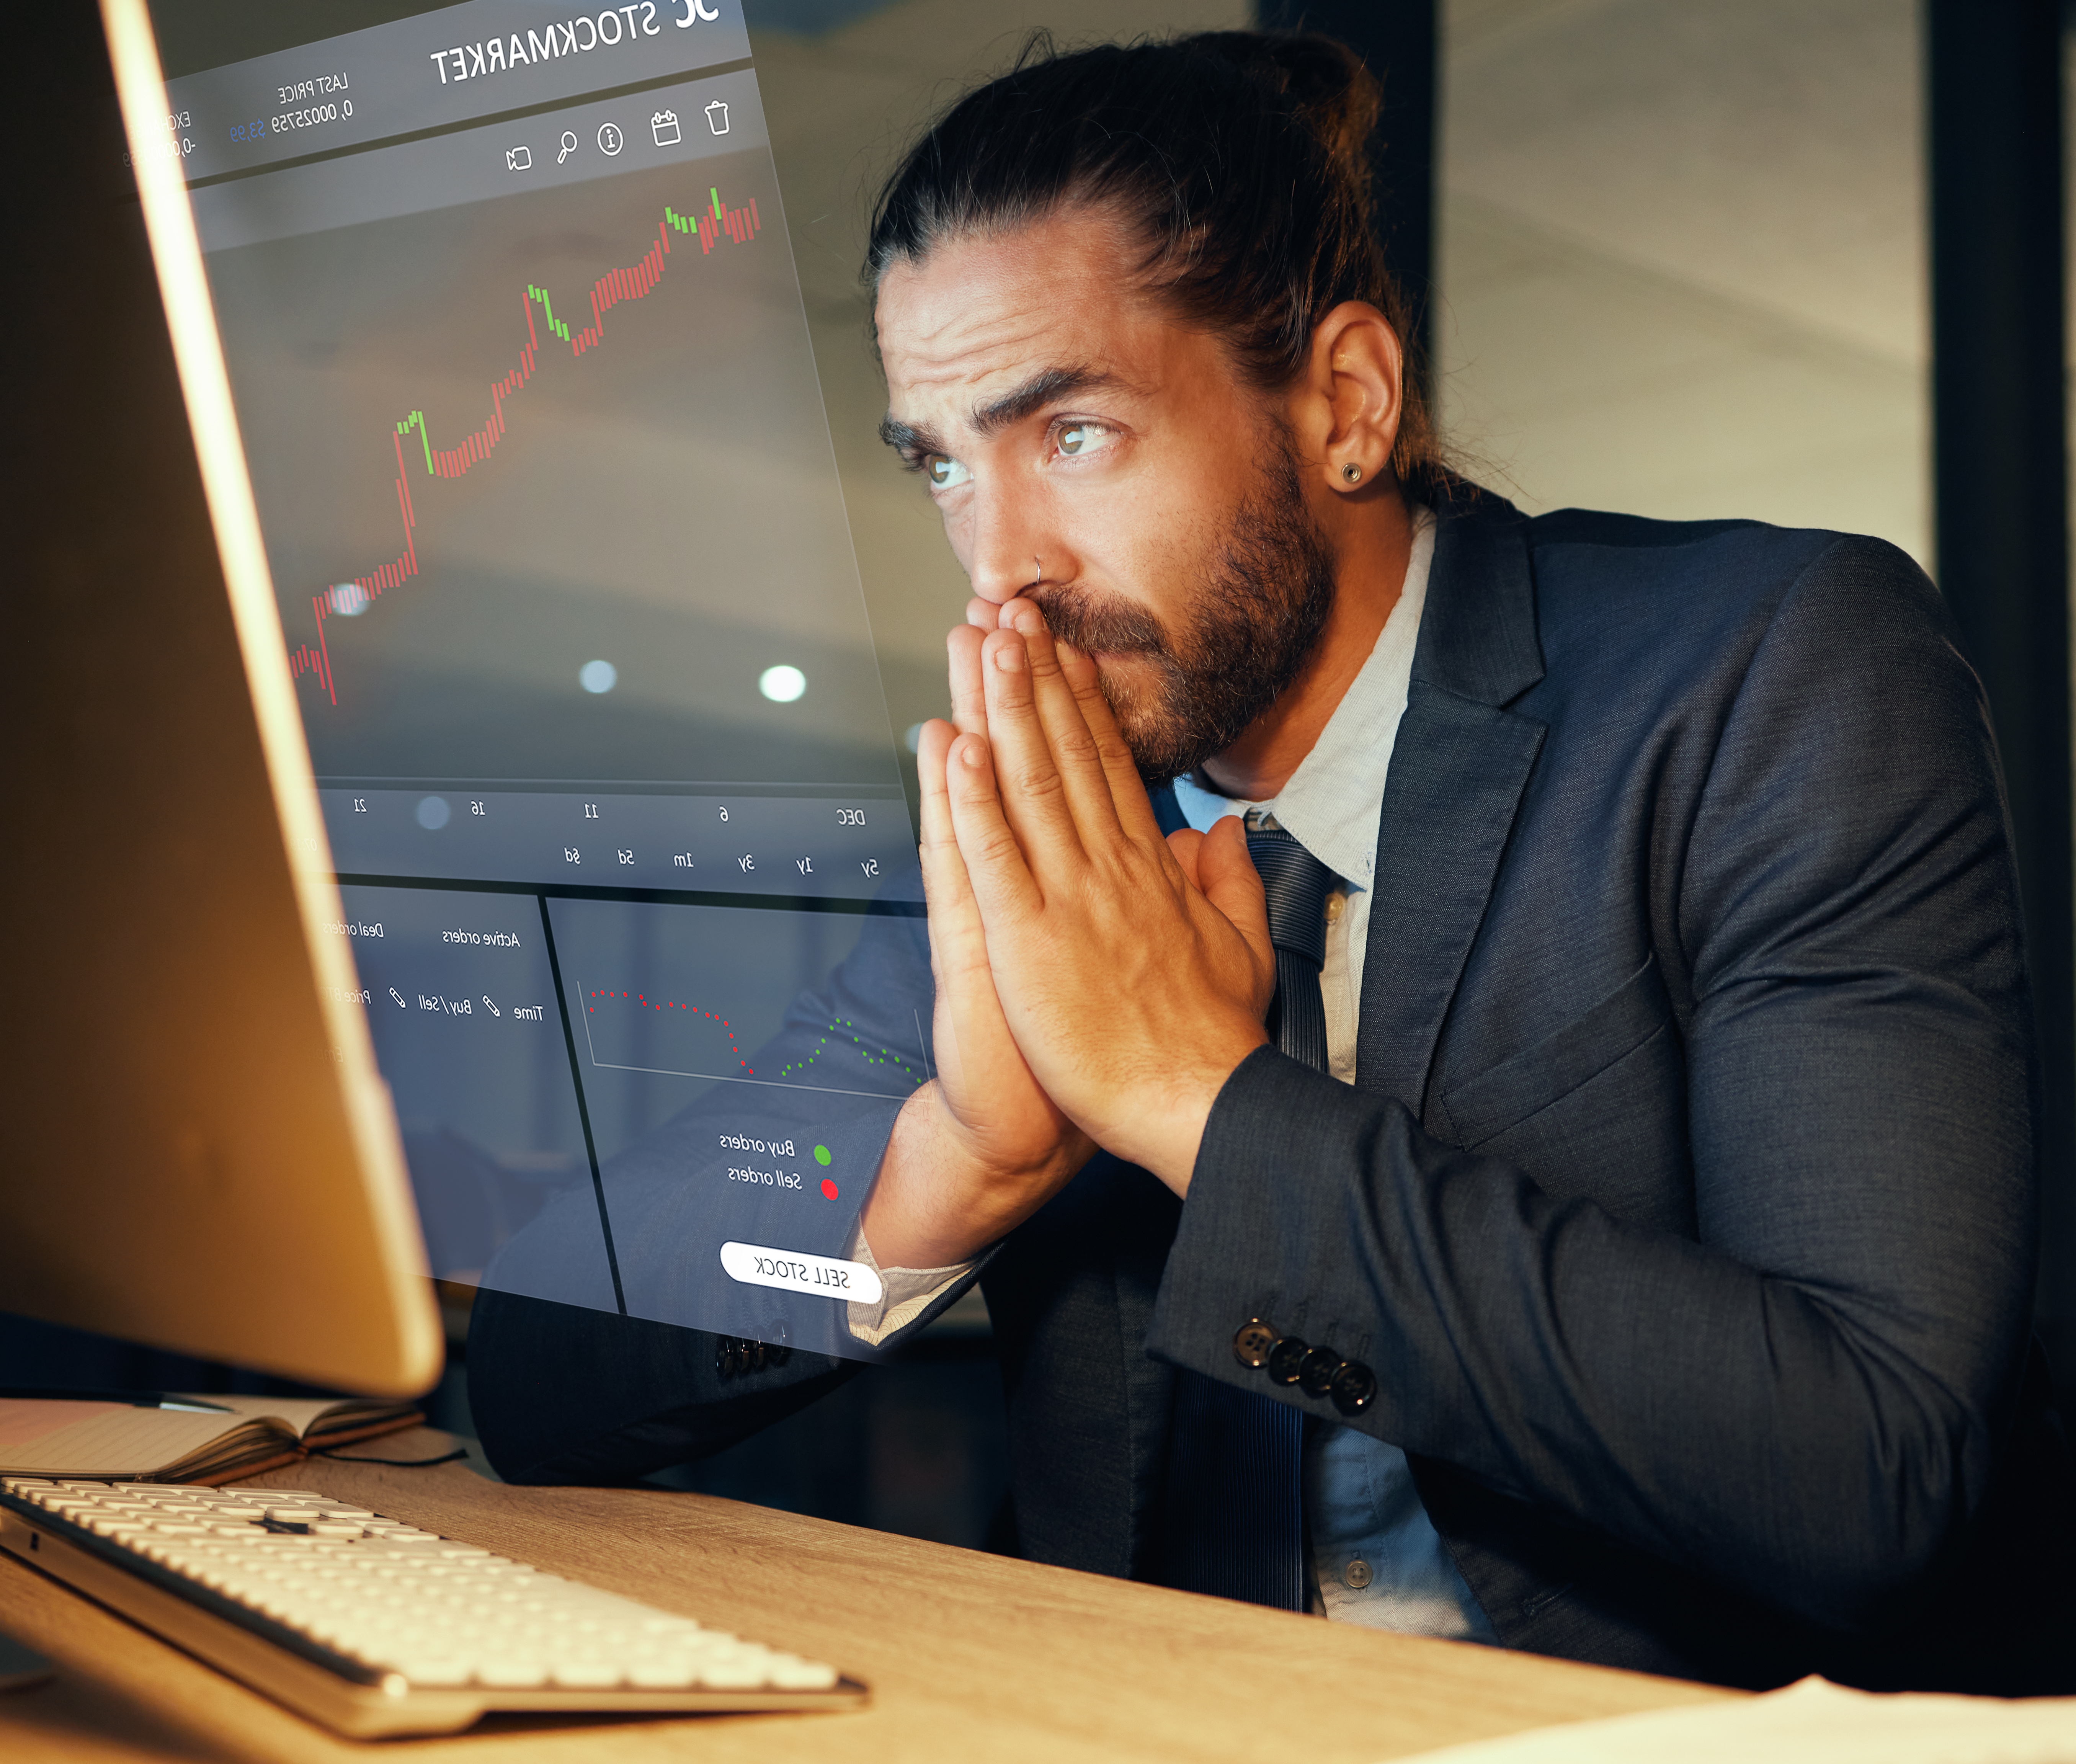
[0, 1476, 864, 1737]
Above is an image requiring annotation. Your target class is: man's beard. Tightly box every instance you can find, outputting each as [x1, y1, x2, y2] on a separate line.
[1030, 445, 1337, 784]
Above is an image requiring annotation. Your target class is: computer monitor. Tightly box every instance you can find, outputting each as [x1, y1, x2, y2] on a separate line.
[0, 0, 443, 1398]
[33, 0, 938, 1377]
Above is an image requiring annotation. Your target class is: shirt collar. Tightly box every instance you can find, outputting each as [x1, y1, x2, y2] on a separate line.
[1170, 505, 1435, 887]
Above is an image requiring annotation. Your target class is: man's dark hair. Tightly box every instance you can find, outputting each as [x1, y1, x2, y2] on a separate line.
[866, 30, 1452, 502]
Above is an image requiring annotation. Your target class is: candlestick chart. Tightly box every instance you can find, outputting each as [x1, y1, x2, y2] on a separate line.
[285, 188, 764, 706]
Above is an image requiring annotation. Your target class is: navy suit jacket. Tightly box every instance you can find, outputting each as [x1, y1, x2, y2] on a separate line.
[470, 492, 2060, 1689]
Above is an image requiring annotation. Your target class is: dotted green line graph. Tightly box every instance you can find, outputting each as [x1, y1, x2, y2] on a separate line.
[579, 991, 928, 1101]
[776, 1018, 928, 1088]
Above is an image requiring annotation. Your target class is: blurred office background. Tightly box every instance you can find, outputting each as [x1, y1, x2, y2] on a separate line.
[8, 0, 2070, 1555]
[771, 0, 1942, 751]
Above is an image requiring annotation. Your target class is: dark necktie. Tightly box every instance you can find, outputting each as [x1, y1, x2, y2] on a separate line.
[1158, 824, 1335, 1610]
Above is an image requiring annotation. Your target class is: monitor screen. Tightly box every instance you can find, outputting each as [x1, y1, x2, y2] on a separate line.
[144, 0, 928, 1361]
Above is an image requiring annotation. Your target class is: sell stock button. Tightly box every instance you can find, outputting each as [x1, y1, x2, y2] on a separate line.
[720, 1242, 884, 1305]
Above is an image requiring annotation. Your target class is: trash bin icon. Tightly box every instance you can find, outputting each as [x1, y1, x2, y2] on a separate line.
[704, 100, 730, 136]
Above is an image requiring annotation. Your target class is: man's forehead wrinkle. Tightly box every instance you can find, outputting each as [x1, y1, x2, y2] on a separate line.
[886, 281, 1057, 362]
[877, 229, 1171, 449]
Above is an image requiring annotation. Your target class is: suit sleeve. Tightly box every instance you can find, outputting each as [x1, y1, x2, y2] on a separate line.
[1144, 536, 2038, 1633]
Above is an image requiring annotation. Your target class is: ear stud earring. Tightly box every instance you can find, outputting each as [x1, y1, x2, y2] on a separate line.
[1341, 463, 1363, 484]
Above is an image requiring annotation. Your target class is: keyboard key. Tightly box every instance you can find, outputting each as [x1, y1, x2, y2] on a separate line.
[397, 1659, 473, 1687]
[627, 1658, 701, 1688]
[476, 1659, 550, 1689]
[770, 1656, 841, 1690]
[698, 1658, 774, 1690]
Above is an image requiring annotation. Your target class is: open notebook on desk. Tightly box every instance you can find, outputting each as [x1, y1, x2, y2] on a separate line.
[0, 1395, 421, 1485]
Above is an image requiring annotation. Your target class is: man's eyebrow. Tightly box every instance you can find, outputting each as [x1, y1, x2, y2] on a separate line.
[972, 366, 1120, 438]
[877, 414, 939, 456]
[877, 366, 1122, 459]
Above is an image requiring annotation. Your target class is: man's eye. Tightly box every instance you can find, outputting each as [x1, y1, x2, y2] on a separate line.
[926, 454, 970, 489]
[1057, 423, 1116, 458]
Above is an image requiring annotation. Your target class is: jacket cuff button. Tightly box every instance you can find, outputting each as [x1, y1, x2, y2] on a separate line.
[1298, 1346, 1344, 1396]
[1330, 1361, 1378, 1415]
[1232, 1319, 1279, 1369]
[1266, 1336, 1310, 1385]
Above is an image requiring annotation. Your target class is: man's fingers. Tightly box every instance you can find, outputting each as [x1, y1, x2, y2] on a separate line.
[947, 626, 988, 737]
[977, 627, 1083, 857]
[944, 728, 1046, 926]
[915, 715, 956, 841]
[1000, 603, 1126, 839]
[917, 722, 1048, 1122]
[1054, 637, 1166, 846]
[915, 719, 986, 979]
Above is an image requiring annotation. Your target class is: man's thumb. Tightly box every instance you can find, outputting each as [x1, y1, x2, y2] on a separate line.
[1198, 817, 1270, 951]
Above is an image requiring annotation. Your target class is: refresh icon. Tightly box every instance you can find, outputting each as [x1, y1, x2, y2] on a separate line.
[672, 0, 720, 23]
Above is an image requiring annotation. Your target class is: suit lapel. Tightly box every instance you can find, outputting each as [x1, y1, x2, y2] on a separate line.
[1356, 495, 1548, 1116]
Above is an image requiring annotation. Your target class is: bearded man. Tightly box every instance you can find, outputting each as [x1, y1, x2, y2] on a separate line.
[470, 31, 2065, 1690]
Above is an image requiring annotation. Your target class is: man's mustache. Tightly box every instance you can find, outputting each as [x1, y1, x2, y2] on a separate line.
[1029, 583, 1171, 658]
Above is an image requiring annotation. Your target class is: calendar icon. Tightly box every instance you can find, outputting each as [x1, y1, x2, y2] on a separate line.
[651, 110, 681, 147]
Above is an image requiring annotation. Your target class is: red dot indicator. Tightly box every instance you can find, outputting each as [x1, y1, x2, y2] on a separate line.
[820, 1178, 839, 1201]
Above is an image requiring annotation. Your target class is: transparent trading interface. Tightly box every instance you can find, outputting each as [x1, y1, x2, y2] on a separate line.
[146, 0, 927, 1360]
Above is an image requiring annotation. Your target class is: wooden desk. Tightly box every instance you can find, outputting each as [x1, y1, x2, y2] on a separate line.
[0, 1429, 1733, 1761]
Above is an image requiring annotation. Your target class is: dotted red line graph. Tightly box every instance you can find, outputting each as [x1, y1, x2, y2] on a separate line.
[587, 989, 752, 1075]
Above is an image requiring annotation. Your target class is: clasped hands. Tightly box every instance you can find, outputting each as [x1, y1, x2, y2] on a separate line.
[859, 595, 1276, 1271]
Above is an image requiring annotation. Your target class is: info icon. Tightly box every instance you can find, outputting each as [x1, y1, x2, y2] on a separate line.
[597, 121, 624, 156]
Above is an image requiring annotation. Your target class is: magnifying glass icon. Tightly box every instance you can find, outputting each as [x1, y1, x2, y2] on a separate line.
[557, 130, 577, 164]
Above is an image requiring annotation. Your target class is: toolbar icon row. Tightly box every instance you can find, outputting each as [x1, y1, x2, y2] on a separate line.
[510, 102, 728, 173]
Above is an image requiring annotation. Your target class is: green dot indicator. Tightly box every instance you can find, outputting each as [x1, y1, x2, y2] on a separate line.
[813, 1145, 832, 1166]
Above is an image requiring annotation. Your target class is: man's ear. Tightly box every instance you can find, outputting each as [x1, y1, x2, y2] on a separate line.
[1293, 302, 1405, 497]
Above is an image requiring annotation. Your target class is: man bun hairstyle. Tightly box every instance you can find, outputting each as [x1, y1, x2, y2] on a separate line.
[867, 31, 1453, 502]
